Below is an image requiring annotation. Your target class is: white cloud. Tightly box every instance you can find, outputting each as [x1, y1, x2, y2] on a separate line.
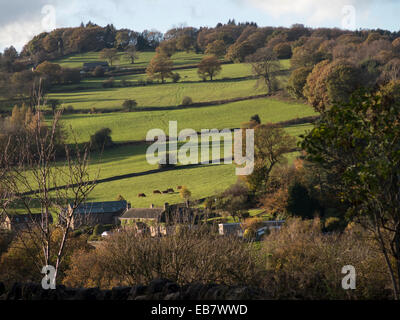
[0, 18, 45, 52]
[246, 0, 371, 26]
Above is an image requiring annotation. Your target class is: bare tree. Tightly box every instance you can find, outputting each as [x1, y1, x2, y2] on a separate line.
[125, 45, 139, 64]
[99, 48, 120, 66]
[246, 48, 281, 95]
[0, 94, 97, 283]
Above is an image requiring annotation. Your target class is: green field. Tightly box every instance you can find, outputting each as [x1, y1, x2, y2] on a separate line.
[48, 61, 291, 111]
[62, 97, 316, 143]
[52, 51, 206, 69]
[45, 52, 311, 208]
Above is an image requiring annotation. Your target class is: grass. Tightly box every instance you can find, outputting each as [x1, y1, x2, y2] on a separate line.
[49, 78, 266, 110]
[52, 51, 206, 69]
[19, 52, 311, 210]
[48, 60, 291, 111]
[61, 97, 316, 143]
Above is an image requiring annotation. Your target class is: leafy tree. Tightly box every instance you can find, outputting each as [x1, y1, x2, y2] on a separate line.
[99, 48, 120, 66]
[287, 66, 313, 99]
[286, 182, 315, 219]
[301, 90, 400, 299]
[273, 42, 292, 59]
[35, 61, 62, 84]
[205, 40, 227, 58]
[246, 48, 281, 95]
[290, 40, 326, 69]
[122, 99, 138, 111]
[216, 182, 250, 222]
[225, 41, 255, 62]
[197, 55, 222, 81]
[157, 39, 177, 57]
[125, 45, 139, 64]
[393, 38, 400, 55]
[304, 59, 362, 112]
[245, 123, 296, 193]
[179, 186, 192, 207]
[146, 53, 174, 83]
[176, 35, 193, 52]
[60, 68, 81, 84]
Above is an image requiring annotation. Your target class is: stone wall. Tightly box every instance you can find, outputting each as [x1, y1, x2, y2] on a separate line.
[0, 279, 268, 300]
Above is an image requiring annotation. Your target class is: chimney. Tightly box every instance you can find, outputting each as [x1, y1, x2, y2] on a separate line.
[150, 204, 155, 209]
[164, 203, 169, 211]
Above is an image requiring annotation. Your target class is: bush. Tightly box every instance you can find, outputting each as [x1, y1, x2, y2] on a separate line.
[324, 217, 346, 233]
[262, 218, 391, 299]
[93, 224, 105, 236]
[122, 99, 138, 111]
[181, 96, 193, 106]
[286, 182, 316, 219]
[93, 66, 105, 77]
[102, 77, 115, 88]
[172, 73, 181, 83]
[63, 225, 263, 289]
[90, 128, 113, 151]
[64, 105, 74, 114]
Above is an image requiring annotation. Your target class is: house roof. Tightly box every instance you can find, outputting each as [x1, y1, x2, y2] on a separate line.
[7, 213, 52, 224]
[120, 208, 165, 220]
[72, 201, 127, 215]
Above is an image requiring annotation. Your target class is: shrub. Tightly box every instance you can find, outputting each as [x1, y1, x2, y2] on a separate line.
[172, 73, 181, 83]
[90, 128, 113, 151]
[324, 217, 346, 233]
[92, 66, 105, 77]
[122, 99, 138, 111]
[286, 182, 316, 219]
[102, 77, 115, 88]
[93, 224, 105, 236]
[181, 96, 193, 106]
[116, 195, 125, 201]
[262, 218, 391, 299]
[63, 225, 263, 289]
[64, 105, 74, 114]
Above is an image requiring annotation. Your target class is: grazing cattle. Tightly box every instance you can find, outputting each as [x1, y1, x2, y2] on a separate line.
[167, 188, 175, 193]
[138, 193, 146, 198]
[153, 190, 162, 194]
[162, 190, 169, 194]
[177, 186, 183, 190]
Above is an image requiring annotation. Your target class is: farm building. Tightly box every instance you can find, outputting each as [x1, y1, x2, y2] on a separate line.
[62, 200, 129, 230]
[119, 203, 200, 236]
[0, 213, 53, 232]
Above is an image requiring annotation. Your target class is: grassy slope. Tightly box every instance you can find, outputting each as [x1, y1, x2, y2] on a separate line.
[48, 60, 293, 111]
[52, 51, 205, 69]
[62, 97, 316, 143]
[46, 53, 308, 208]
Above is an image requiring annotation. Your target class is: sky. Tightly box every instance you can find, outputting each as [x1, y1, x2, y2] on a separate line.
[0, 0, 399, 52]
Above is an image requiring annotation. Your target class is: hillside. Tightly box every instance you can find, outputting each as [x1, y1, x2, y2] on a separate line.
[37, 51, 311, 207]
